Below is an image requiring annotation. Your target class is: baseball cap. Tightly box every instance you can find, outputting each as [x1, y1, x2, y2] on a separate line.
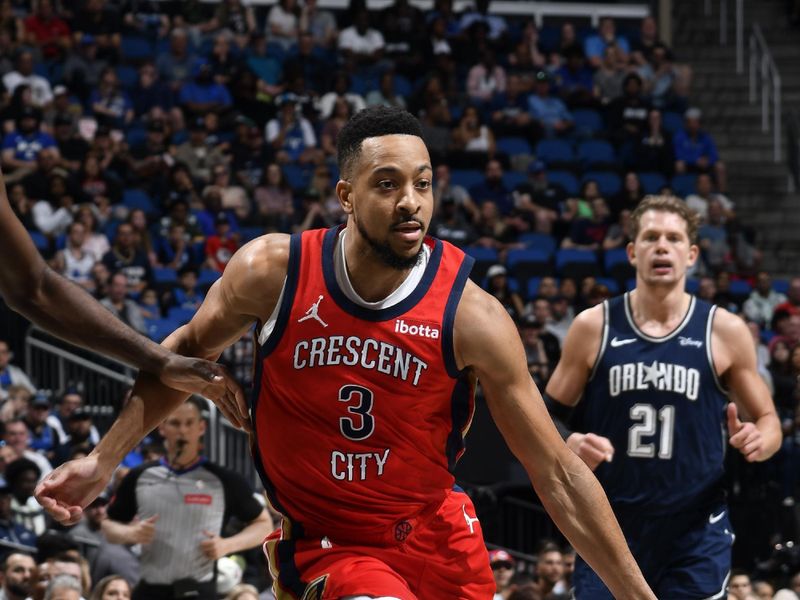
[685, 107, 702, 120]
[488, 549, 515, 567]
[31, 392, 51, 408]
[53, 85, 68, 96]
[528, 159, 546, 174]
[215, 211, 230, 226]
[276, 92, 299, 106]
[486, 264, 507, 279]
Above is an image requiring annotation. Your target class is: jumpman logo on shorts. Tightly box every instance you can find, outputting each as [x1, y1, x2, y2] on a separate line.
[298, 295, 328, 328]
[462, 504, 479, 535]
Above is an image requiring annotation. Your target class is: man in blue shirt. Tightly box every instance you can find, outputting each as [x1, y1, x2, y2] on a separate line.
[584, 18, 630, 69]
[673, 107, 727, 193]
[1, 108, 57, 177]
[528, 71, 574, 137]
[178, 60, 232, 119]
[469, 158, 514, 215]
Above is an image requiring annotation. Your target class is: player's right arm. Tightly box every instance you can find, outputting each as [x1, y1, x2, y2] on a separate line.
[455, 284, 655, 600]
[35, 235, 290, 525]
[544, 305, 615, 469]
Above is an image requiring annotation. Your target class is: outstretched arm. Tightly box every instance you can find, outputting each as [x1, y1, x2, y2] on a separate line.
[0, 172, 245, 420]
[455, 283, 654, 600]
[35, 235, 290, 525]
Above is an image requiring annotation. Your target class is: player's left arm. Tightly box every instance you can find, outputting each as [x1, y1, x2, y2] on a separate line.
[714, 309, 782, 462]
[454, 282, 655, 600]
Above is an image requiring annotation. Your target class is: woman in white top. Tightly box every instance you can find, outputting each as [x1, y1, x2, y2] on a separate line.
[52, 222, 96, 291]
[75, 204, 110, 262]
[266, 0, 299, 50]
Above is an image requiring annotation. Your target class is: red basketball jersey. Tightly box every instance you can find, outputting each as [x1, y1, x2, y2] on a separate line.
[251, 226, 476, 546]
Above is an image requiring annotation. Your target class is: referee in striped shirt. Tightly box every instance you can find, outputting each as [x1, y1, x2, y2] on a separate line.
[102, 397, 272, 600]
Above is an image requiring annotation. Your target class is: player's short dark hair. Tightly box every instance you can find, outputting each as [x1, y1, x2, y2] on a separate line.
[336, 106, 423, 180]
[4, 457, 41, 486]
[629, 194, 700, 244]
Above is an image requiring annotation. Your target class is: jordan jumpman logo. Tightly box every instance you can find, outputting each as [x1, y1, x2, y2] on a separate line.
[462, 504, 479, 535]
[298, 295, 328, 327]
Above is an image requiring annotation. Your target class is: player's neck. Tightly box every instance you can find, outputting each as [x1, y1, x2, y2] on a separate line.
[630, 283, 689, 325]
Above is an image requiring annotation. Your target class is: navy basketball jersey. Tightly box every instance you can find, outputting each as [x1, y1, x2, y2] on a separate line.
[582, 293, 729, 514]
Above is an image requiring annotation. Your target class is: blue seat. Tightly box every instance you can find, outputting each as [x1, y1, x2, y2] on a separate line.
[145, 318, 180, 342]
[637, 171, 667, 195]
[582, 171, 622, 197]
[547, 170, 579, 196]
[240, 227, 264, 243]
[450, 169, 484, 190]
[29, 231, 48, 253]
[555, 249, 599, 280]
[282, 164, 312, 192]
[116, 65, 138, 89]
[662, 111, 685, 135]
[507, 249, 552, 269]
[502, 172, 527, 190]
[526, 277, 557, 299]
[626, 278, 637, 291]
[153, 267, 177, 284]
[497, 137, 533, 157]
[125, 127, 147, 148]
[729, 279, 752, 299]
[535, 139, 576, 165]
[507, 249, 554, 289]
[603, 248, 629, 272]
[518, 233, 557, 256]
[394, 75, 412, 97]
[577, 140, 617, 168]
[465, 246, 499, 283]
[572, 109, 604, 137]
[671, 174, 697, 198]
[685, 278, 700, 294]
[773, 279, 790, 294]
[167, 306, 196, 325]
[122, 189, 157, 216]
[198, 269, 221, 287]
[121, 35, 153, 61]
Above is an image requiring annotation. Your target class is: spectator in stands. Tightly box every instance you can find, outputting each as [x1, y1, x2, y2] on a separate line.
[265, 0, 299, 51]
[489, 549, 515, 599]
[204, 212, 239, 273]
[88, 575, 134, 600]
[432, 164, 478, 221]
[489, 73, 539, 142]
[99, 272, 147, 334]
[153, 222, 196, 271]
[71, 0, 121, 63]
[528, 70, 573, 137]
[253, 162, 294, 232]
[775, 277, 800, 317]
[513, 160, 562, 235]
[52, 407, 96, 467]
[697, 198, 731, 274]
[208, 31, 244, 89]
[172, 266, 204, 311]
[89, 262, 110, 300]
[52, 222, 96, 292]
[365, 70, 407, 110]
[561, 545, 576, 593]
[2, 108, 57, 179]
[470, 158, 513, 215]
[536, 543, 569, 599]
[518, 314, 560, 388]
[317, 71, 366, 121]
[729, 570, 754, 600]
[593, 45, 626, 105]
[610, 172, 645, 218]
[507, 21, 546, 84]
[638, 43, 682, 111]
[474, 200, 516, 249]
[44, 574, 82, 600]
[561, 197, 611, 251]
[551, 22, 578, 68]
[634, 109, 673, 174]
[121, 0, 168, 38]
[0, 340, 35, 400]
[674, 107, 727, 192]
[174, 118, 225, 185]
[102, 223, 153, 293]
[458, 0, 508, 46]
[0, 552, 35, 600]
[466, 49, 506, 107]
[430, 194, 477, 248]
[583, 17, 630, 69]
[685, 173, 734, 221]
[137, 288, 161, 321]
[90, 67, 133, 133]
[603, 208, 633, 250]
[0, 480, 37, 551]
[630, 16, 661, 66]
[745, 272, 788, 328]
[23, 0, 71, 61]
[5, 458, 45, 534]
[536, 277, 559, 300]
[0, 384, 31, 423]
[337, 8, 386, 75]
[178, 60, 233, 120]
[51, 115, 86, 174]
[556, 45, 594, 108]
[752, 581, 774, 600]
[8, 182, 35, 230]
[126, 119, 172, 196]
[61, 35, 106, 106]
[2, 50, 53, 109]
[266, 92, 321, 166]
[450, 105, 496, 169]
[547, 295, 574, 345]
[130, 61, 171, 118]
[24, 393, 58, 461]
[300, 0, 337, 49]
[210, 0, 255, 50]
[75, 205, 110, 262]
[606, 73, 651, 146]
[155, 28, 195, 92]
[486, 264, 525, 320]
[320, 97, 352, 161]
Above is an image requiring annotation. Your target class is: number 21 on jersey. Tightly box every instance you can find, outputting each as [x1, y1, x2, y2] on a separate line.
[628, 403, 675, 459]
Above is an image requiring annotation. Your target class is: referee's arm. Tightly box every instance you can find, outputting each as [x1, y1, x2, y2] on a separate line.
[199, 509, 273, 561]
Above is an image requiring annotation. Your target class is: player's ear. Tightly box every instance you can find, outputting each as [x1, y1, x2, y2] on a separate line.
[687, 242, 699, 265]
[336, 180, 353, 214]
[626, 240, 636, 266]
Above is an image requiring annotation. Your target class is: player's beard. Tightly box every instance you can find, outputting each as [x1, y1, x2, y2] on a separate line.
[355, 216, 424, 271]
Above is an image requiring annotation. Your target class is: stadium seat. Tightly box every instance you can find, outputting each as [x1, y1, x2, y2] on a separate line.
[603, 248, 629, 273]
[773, 279, 790, 294]
[394, 75, 412, 97]
[662, 111, 685, 135]
[497, 137, 533, 157]
[547, 170, 579, 196]
[572, 109, 604, 138]
[555, 249, 599, 280]
[577, 140, 618, 170]
[122, 189, 157, 216]
[464, 247, 499, 283]
[121, 35, 153, 62]
[502, 172, 527, 190]
[29, 231, 48, 253]
[125, 127, 147, 148]
[153, 268, 178, 285]
[116, 65, 138, 89]
[283, 164, 312, 192]
[728, 279, 752, 302]
[637, 172, 668, 195]
[671, 174, 698, 198]
[450, 169, 484, 190]
[595, 277, 620, 295]
[582, 171, 622, 197]
[145, 318, 180, 342]
[240, 227, 264, 243]
[198, 269, 221, 287]
[167, 306, 196, 325]
[526, 277, 561, 300]
[518, 233, 557, 256]
[685, 278, 700, 294]
[535, 139, 576, 168]
[507, 249, 554, 290]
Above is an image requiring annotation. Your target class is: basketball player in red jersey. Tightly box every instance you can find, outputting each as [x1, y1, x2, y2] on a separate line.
[37, 107, 655, 599]
[0, 171, 246, 427]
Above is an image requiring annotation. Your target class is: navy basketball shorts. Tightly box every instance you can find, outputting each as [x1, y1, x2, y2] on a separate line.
[573, 504, 733, 599]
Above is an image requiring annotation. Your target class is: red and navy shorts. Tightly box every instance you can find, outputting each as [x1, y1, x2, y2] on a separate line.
[263, 489, 494, 599]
